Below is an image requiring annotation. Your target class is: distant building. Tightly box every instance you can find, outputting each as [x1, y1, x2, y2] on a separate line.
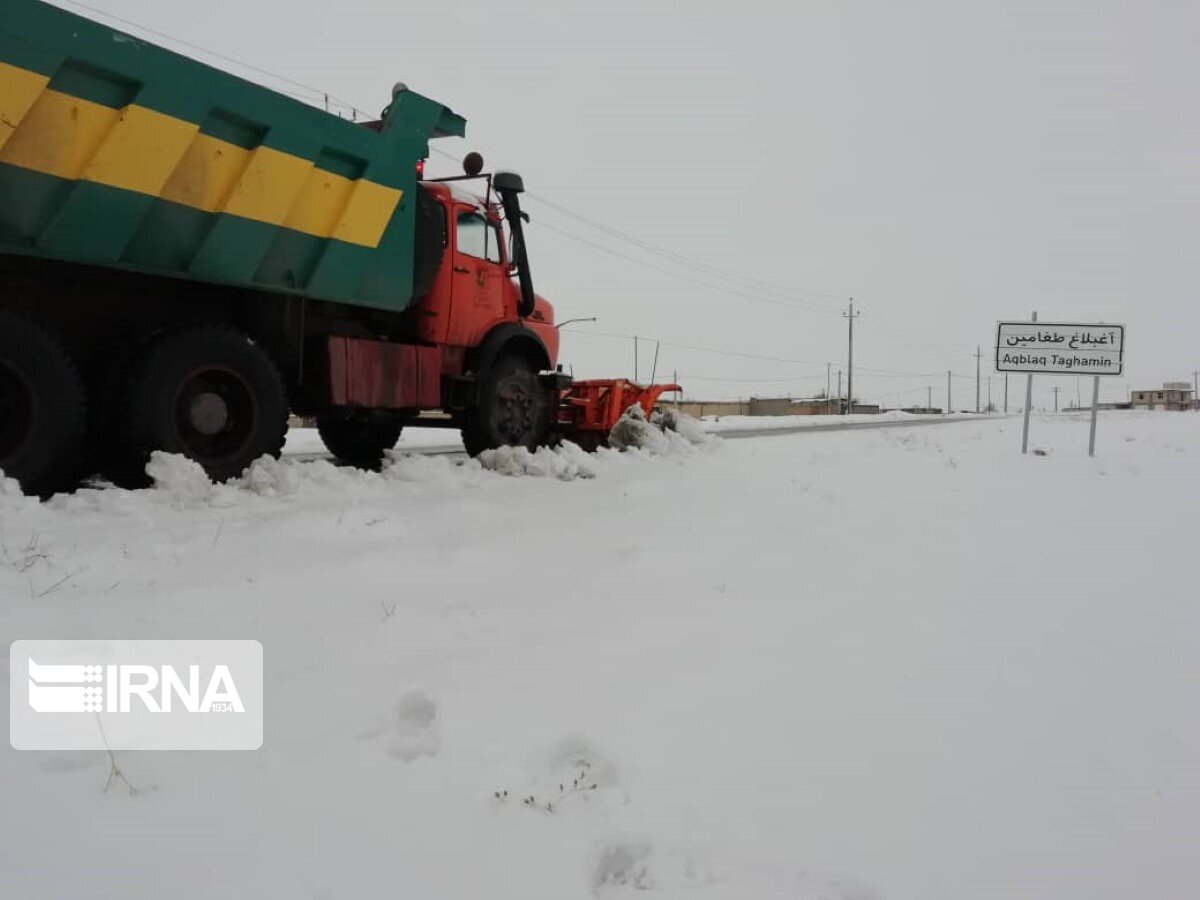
[666, 396, 882, 419]
[1130, 382, 1196, 411]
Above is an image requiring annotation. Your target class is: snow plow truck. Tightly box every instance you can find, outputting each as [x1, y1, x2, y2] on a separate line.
[0, 0, 677, 495]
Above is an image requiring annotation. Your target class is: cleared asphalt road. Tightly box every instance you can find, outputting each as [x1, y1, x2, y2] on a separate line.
[714, 414, 1000, 440]
[285, 415, 1001, 463]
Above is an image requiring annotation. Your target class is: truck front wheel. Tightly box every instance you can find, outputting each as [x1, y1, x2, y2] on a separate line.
[317, 414, 403, 468]
[461, 353, 550, 456]
[110, 326, 288, 486]
[0, 312, 87, 495]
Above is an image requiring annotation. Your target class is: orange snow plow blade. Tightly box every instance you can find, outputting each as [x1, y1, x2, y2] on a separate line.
[558, 380, 682, 450]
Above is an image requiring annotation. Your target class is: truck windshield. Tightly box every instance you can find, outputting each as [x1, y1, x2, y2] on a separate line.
[456, 213, 501, 264]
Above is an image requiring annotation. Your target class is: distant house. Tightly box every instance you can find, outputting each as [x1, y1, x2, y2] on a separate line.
[1130, 382, 1196, 411]
[666, 395, 882, 419]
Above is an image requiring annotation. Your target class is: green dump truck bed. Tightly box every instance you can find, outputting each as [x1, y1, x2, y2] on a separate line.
[0, 0, 465, 312]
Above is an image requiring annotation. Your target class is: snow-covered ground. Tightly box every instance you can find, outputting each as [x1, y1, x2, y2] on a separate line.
[2, 411, 1197, 899]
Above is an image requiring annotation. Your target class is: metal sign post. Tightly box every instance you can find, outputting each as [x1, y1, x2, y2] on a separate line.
[996, 316, 1125, 457]
[1021, 311, 1036, 454]
[1088, 376, 1100, 456]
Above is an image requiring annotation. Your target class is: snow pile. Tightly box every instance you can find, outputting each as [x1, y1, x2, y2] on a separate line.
[154, 452, 358, 502]
[238, 454, 310, 497]
[655, 407, 709, 444]
[478, 441, 596, 480]
[145, 451, 215, 501]
[379, 450, 484, 487]
[146, 449, 491, 503]
[85, 440, 598, 510]
[608, 404, 713, 455]
[0, 470, 36, 512]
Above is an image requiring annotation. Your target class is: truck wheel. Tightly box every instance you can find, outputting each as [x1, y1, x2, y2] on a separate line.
[461, 353, 550, 455]
[111, 326, 288, 486]
[0, 312, 88, 496]
[317, 415, 403, 468]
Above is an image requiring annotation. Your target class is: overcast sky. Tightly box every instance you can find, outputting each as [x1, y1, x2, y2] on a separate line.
[50, 0, 1199, 409]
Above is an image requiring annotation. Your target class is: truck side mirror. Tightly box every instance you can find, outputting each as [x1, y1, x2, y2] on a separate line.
[492, 171, 525, 194]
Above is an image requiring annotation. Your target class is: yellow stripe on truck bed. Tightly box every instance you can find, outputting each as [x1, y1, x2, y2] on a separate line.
[0, 62, 401, 248]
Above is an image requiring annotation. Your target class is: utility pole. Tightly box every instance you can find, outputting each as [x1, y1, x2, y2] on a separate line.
[826, 363, 832, 413]
[843, 299, 859, 415]
[1004, 374, 1009, 414]
[1052, 386, 1060, 412]
[1192, 370, 1198, 410]
[946, 370, 951, 414]
[1076, 378, 1082, 410]
[649, 340, 661, 385]
[987, 376, 992, 412]
[927, 385, 932, 412]
[837, 370, 843, 414]
[975, 346, 982, 413]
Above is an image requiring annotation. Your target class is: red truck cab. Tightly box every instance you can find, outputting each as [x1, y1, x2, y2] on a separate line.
[320, 169, 566, 461]
[411, 180, 558, 368]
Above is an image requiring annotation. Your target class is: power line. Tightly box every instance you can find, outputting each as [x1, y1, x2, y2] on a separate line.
[56, 0, 368, 117]
[855, 364, 971, 379]
[562, 328, 975, 400]
[866, 308, 972, 355]
[559, 327, 827, 369]
[429, 148, 849, 313]
[678, 373, 826, 384]
[536, 220, 842, 315]
[526, 192, 846, 306]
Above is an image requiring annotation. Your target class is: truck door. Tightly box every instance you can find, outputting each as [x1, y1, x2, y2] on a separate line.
[447, 209, 508, 346]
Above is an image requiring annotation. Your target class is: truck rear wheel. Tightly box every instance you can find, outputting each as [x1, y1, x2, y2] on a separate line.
[461, 353, 550, 456]
[317, 415, 403, 468]
[110, 326, 288, 486]
[0, 312, 87, 496]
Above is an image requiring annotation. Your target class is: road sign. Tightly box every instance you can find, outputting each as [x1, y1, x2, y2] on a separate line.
[995, 322, 1125, 375]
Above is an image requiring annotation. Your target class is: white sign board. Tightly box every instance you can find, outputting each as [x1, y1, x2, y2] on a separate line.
[995, 322, 1124, 375]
